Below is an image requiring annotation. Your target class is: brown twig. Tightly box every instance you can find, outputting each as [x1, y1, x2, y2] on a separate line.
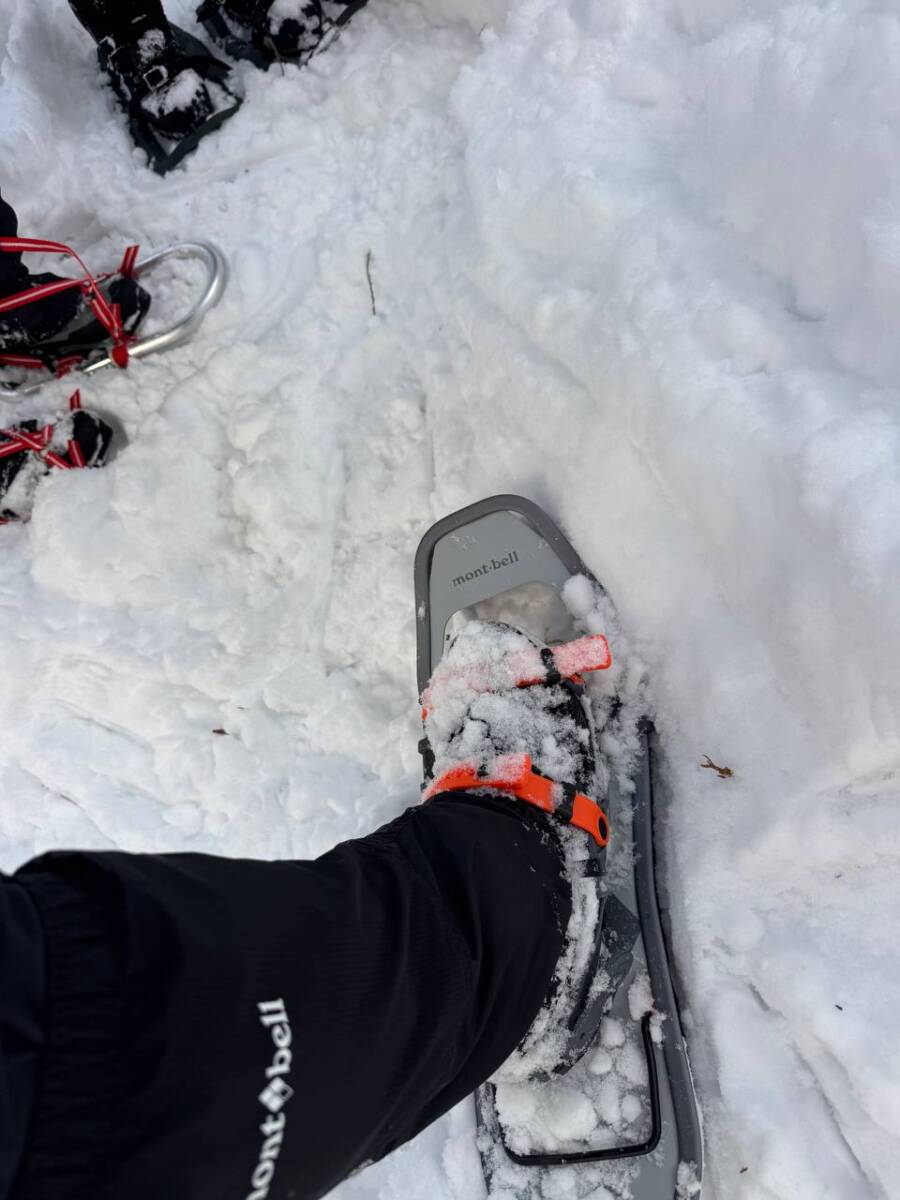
[365, 250, 377, 316]
[701, 755, 733, 779]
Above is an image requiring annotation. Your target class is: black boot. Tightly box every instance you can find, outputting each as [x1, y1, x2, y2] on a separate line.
[420, 620, 625, 1081]
[0, 409, 115, 523]
[96, 24, 243, 172]
[198, 0, 367, 69]
[0, 275, 84, 355]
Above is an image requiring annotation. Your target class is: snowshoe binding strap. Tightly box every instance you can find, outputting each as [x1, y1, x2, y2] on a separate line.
[0, 393, 112, 525]
[0, 237, 138, 373]
[0, 390, 88, 475]
[420, 632, 611, 718]
[422, 752, 610, 847]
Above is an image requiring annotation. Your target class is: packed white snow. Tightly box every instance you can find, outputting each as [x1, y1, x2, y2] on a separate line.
[1, 0, 899, 1196]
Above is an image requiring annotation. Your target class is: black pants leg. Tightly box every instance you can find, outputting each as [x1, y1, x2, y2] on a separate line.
[67, 0, 170, 46]
[0, 192, 29, 296]
[5, 793, 569, 1200]
[0, 883, 45, 1200]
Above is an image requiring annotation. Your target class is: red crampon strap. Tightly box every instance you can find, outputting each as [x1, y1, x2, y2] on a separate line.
[0, 237, 140, 371]
[420, 632, 612, 719]
[118, 244, 140, 277]
[422, 752, 610, 847]
[0, 408, 88, 475]
[0, 348, 86, 378]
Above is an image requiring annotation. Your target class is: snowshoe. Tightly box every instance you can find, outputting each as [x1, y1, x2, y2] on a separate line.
[414, 495, 703, 1200]
[98, 25, 242, 174]
[198, 0, 369, 70]
[0, 266, 149, 383]
[0, 398, 114, 524]
[0, 240, 228, 399]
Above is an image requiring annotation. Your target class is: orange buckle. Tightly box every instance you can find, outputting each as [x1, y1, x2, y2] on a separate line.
[422, 753, 609, 848]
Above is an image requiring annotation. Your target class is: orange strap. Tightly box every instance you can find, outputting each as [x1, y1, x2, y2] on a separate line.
[420, 633, 611, 720]
[422, 753, 609, 847]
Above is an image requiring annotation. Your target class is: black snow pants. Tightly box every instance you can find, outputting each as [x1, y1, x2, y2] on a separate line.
[0, 793, 569, 1200]
[0, 192, 88, 342]
[0, 192, 29, 296]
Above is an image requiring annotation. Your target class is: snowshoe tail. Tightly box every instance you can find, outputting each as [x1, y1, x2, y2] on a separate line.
[101, 26, 242, 175]
[414, 495, 703, 1200]
[0, 242, 228, 400]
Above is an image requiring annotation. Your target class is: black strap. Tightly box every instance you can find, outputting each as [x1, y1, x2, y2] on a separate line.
[539, 646, 561, 686]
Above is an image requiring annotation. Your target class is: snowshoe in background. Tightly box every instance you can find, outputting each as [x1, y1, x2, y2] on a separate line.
[0, 239, 228, 399]
[0, 398, 114, 524]
[0, 258, 149, 385]
[98, 25, 242, 174]
[198, 0, 369, 70]
[414, 496, 703, 1200]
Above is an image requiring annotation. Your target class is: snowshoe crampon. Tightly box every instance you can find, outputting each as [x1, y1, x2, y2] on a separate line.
[414, 495, 703, 1200]
[0, 241, 228, 400]
[99, 25, 242, 175]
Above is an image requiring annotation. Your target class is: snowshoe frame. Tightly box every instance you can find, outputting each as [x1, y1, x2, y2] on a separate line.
[414, 495, 703, 1199]
[0, 241, 228, 400]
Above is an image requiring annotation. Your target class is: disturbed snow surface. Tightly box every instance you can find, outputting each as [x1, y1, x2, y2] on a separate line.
[2, 0, 900, 1196]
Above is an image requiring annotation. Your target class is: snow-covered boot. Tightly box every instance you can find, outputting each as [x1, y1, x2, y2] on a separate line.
[97, 24, 243, 173]
[198, 0, 368, 69]
[0, 404, 114, 523]
[420, 619, 619, 1080]
[0, 241, 150, 387]
[0, 273, 84, 356]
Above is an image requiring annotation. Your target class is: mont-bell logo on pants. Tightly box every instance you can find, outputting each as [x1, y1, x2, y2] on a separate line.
[246, 999, 293, 1200]
[259, 1077, 294, 1114]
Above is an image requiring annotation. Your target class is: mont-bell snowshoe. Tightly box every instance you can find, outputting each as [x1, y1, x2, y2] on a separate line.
[0, 402, 114, 524]
[198, 0, 368, 70]
[415, 496, 703, 1200]
[98, 25, 242, 174]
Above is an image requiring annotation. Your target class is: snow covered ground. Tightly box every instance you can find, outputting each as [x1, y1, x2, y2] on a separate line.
[1, 0, 899, 1194]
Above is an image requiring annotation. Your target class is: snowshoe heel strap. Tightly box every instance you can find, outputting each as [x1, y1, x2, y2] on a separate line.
[422, 753, 610, 847]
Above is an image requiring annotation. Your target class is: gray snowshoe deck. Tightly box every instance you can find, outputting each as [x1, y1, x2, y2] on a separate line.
[414, 495, 702, 1200]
